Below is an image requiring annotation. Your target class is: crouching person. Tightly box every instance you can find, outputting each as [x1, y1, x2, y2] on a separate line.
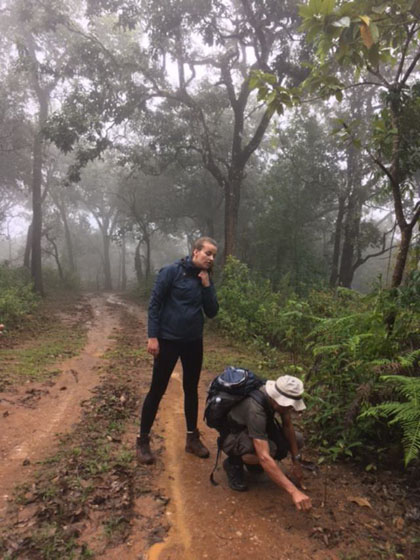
[222, 375, 312, 512]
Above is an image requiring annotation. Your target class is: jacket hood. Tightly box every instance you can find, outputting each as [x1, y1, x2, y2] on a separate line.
[179, 256, 200, 273]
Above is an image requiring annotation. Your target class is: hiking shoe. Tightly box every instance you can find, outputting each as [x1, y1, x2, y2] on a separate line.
[185, 429, 210, 459]
[136, 435, 155, 465]
[245, 463, 264, 474]
[223, 457, 248, 492]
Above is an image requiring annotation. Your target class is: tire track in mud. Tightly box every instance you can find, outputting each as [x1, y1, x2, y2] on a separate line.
[0, 294, 118, 519]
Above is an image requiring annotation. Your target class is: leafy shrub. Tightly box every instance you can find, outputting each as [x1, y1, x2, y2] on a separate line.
[216, 257, 318, 354]
[42, 268, 82, 292]
[216, 257, 420, 468]
[0, 265, 39, 327]
[361, 375, 420, 466]
[304, 288, 420, 466]
[397, 269, 420, 310]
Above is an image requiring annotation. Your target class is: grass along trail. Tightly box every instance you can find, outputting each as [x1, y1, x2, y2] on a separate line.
[0, 294, 116, 517]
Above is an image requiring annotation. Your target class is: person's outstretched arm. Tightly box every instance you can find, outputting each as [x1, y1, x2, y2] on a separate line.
[252, 438, 312, 511]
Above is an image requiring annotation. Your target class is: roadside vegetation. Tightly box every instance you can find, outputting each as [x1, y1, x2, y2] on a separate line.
[215, 257, 420, 471]
[0, 266, 38, 328]
[0, 266, 88, 390]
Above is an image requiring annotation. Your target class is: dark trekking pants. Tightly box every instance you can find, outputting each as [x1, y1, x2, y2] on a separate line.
[140, 338, 203, 434]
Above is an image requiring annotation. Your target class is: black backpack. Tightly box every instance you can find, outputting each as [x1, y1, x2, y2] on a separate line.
[204, 366, 265, 432]
[204, 366, 272, 484]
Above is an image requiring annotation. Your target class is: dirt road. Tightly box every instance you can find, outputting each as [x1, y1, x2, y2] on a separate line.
[0, 294, 417, 559]
[0, 294, 116, 517]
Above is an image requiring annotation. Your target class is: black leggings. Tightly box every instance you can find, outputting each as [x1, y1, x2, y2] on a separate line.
[140, 338, 203, 434]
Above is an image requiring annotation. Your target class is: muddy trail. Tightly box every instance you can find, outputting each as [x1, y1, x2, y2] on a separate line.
[0, 294, 418, 560]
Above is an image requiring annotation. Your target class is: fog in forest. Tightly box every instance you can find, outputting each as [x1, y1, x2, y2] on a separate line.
[1, 0, 419, 295]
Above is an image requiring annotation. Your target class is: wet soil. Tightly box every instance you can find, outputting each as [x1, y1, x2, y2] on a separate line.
[0, 294, 419, 560]
[0, 294, 115, 516]
[145, 366, 419, 560]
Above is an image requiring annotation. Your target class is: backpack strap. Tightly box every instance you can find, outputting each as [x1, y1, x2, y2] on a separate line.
[209, 429, 229, 486]
[249, 388, 273, 418]
[209, 436, 223, 486]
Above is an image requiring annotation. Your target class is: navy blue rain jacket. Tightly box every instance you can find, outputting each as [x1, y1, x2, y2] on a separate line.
[148, 256, 219, 341]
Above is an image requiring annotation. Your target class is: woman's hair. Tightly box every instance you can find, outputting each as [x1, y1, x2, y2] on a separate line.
[192, 237, 218, 251]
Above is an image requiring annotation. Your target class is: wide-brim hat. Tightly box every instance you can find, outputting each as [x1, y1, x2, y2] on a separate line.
[266, 375, 306, 412]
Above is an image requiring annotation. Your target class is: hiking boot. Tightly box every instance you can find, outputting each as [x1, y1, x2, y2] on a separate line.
[136, 434, 155, 465]
[185, 429, 210, 459]
[223, 456, 248, 492]
[245, 463, 264, 474]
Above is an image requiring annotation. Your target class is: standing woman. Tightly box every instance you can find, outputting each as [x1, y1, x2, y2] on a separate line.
[136, 237, 219, 464]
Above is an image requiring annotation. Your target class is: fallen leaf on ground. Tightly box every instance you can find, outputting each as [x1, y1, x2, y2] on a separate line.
[393, 516, 404, 530]
[348, 496, 372, 508]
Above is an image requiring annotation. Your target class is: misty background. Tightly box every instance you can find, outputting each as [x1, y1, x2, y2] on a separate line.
[0, 0, 419, 295]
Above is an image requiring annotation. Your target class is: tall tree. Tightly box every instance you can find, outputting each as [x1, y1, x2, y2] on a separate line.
[46, 0, 310, 262]
[77, 158, 120, 290]
[299, 0, 420, 287]
[141, 0, 310, 260]
[2, 0, 78, 293]
[248, 112, 340, 288]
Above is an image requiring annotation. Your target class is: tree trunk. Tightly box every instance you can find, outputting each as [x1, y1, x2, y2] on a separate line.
[338, 145, 362, 288]
[24, 222, 33, 269]
[24, 29, 52, 297]
[31, 120, 45, 296]
[205, 217, 215, 239]
[57, 199, 76, 273]
[134, 240, 143, 284]
[120, 232, 127, 291]
[391, 225, 413, 288]
[329, 194, 346, 288]
[102, 232, 113, 290]
[338, 191, 362, 288]
[145, 233, 151, 281]
[46, 237, 64, 281]
[223, 175, 241, 262]
[386, 100, 420, 288]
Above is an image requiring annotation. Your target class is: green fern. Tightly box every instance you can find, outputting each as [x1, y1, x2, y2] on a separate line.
[398, 348, 420, 369]
[361, 375, 420, 466]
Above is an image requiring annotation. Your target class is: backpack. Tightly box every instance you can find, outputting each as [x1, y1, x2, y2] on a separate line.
[204, 366, 265, 433]
[204, 366, 272, 485]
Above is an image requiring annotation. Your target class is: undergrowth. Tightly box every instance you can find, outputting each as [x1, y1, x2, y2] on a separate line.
[0, 266, 39, 327]
[216, 258, 420, 469]
[0, 293, 89, 390]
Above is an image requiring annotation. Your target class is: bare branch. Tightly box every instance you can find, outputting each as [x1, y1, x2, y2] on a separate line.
[401, 46, 420, 85]
[395, 23, 416, 83]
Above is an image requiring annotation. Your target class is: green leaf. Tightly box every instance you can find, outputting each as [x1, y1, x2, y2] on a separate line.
[333, 16, 351, 28]
[367, 44, 380, 66]
[371, 4, 387, 14]
[320, 0, 336, 16]
[248, 75, 260, 90]
[265, 91, 277, 105]
[261, 72, 277, 85]
[299, 4, 315, 19]
[370, 22, 379, 44]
